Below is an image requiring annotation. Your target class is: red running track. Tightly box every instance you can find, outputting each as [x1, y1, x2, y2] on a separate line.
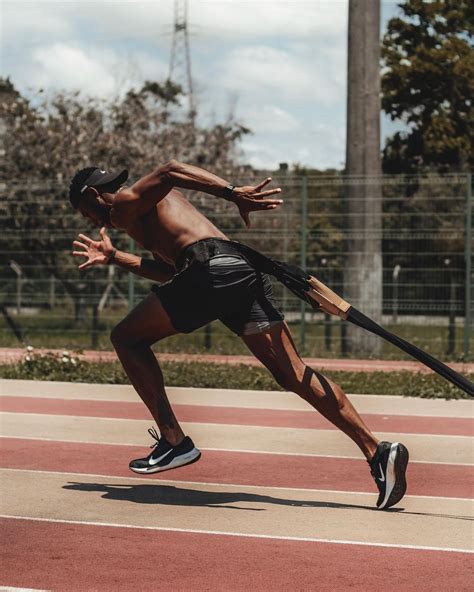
[1, 437, 472, 498]
[2, 346, 474, 373]
[1, 518, 471, 592]
[2, 395, 472, 436]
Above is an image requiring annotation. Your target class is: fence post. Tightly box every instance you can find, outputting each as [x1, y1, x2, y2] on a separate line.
[447, 274, 456, 356]
[9, 260, 22, 315]
[464, 173, 472, 360]
[128, 238, 135, 311]
[49, 274, 56, 309]
[300, 176, 308, 350]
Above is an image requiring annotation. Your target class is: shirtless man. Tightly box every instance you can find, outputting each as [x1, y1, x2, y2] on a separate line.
[69, 161, 408, 510]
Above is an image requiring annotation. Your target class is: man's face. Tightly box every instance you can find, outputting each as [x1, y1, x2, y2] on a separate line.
[77, 189, 112, 227]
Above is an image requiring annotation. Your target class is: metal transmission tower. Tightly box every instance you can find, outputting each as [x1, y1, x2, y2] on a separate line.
[168, 0, 195, 118]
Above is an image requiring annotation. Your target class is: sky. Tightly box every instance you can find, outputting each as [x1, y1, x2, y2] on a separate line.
[1, 0, 402, 170]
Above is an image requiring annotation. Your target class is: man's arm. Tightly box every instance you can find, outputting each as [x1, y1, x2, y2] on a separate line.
[72, 228, 175, 282]
[113, 160, 283, 222]
[107, 251, 176, 282]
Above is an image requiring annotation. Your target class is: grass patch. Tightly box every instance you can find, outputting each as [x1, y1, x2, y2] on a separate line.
[0, 350, 471, 399]
[1, 305, 471, 361]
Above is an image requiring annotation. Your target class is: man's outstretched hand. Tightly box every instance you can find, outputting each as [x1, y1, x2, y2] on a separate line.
[231, 177, 283, 228]
[72, 227, 115, 270]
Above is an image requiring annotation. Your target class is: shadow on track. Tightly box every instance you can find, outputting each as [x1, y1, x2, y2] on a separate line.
[63, 482, 474, 520]
[63, 481, 397, 513]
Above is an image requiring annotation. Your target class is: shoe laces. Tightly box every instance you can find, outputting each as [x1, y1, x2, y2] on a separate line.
[148, 426, 161, 449]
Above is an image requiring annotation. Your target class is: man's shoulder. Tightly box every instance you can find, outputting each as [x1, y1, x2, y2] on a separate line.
[113, 186, 136, 206]
[110, 187, 137, 223]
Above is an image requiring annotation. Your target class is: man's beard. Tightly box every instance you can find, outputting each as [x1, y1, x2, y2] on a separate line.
[97, 203, 112, 226]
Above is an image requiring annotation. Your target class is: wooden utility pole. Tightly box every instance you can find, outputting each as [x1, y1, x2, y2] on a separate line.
[345, 0, 382, 356]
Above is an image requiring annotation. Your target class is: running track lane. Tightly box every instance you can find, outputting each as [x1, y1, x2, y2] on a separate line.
[1, 396, 472, 436]
[1, 518, 471, 592]
[1, 438, 472, 498]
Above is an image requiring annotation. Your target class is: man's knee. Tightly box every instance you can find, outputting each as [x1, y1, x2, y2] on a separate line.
[110, 321, 132, 350]
[110, 319, 165, 350]
[271, 363, 305, 393]
[273, 364, 326, 398]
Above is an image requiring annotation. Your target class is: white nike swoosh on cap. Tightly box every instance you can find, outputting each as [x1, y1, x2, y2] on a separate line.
[149, 448, 173, 466]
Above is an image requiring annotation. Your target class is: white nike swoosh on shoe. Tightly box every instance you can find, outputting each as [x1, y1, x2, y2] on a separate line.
[378, 443, 399, 509]
[149, 448, 174, 466]
[378, 463, 385, 482]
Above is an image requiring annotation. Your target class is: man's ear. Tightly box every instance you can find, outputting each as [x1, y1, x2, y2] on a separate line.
[81, 186, 99, 202]
[84, 186, 107, 207]
[88, 187, 100, 198]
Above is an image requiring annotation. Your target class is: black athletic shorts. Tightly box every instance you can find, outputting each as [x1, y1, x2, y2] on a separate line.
[151, 238, 284, 336]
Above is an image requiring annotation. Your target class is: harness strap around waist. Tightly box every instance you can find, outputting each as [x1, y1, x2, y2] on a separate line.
[176, 237, 312, 305]
[176, 238, 244, 270]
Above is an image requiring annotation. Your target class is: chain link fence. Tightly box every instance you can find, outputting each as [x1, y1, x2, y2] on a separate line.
[1, 173, 472, 360]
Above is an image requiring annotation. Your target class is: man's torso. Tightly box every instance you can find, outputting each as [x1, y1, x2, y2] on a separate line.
[112, 188, 228, 266]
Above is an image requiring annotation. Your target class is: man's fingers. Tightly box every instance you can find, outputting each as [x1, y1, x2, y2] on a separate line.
[255, 203, 279, 211]
[254, 198, 283, 209]
[245, 188, 282, 201]
[100, 226, 108, 238]
[240, 210, 251, 228]
[78, 233, 93, 244]
[78, 260, 93, 270]
[73, 240, 88, 250]
[72, 251, 88, 258]
[254, 177, 272, 191]
[257, 187, 282, 198]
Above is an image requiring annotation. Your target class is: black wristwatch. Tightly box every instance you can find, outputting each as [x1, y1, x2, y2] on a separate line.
[222, 184, 235, 201]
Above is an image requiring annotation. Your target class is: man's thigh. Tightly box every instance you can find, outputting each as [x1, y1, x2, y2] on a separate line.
[241, 321, 303, 376]
[113, 293, 179, 345]
[242, 321, 334, 396]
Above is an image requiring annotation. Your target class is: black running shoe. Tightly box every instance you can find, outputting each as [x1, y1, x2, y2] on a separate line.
[368, 441, 409, 510]
[129, 427, 201, 474]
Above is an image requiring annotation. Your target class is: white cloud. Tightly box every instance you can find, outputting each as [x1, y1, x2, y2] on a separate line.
[2, 0, 352, 168]
[191, 0, 348, 38]
[1, 2, 74, 48]
[2, 0, 347, 46]
[241, 104, 301, 133]
[9, 42, 168, 98]
[217, 45, 341, 104]
[29, 44, 116, 96]
[241, 121, 345, 170]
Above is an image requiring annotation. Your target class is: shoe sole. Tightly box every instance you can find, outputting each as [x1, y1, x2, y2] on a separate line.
[129, 448, 202, 475]
[378, 443, 409, 510]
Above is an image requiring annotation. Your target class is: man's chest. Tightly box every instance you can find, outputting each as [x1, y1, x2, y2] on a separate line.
[115, 209, 172, 261]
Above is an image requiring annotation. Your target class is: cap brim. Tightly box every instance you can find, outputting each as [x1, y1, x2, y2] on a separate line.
[91, 169, 129, 191]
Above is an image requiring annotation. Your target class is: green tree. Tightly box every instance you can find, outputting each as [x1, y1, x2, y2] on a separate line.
[381, 0, 474, 173]
[0, 78, 250, 339]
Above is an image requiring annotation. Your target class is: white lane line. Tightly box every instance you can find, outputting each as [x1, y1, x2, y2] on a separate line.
[1, 435, 472, 467]
[1, 412, 472, 440]
[2, 467, 473, 503]
[1, 514, 472, 554]
[0, 588, 49, 592]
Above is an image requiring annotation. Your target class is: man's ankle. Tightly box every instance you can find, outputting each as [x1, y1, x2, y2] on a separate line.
[162, 432, 185, 447]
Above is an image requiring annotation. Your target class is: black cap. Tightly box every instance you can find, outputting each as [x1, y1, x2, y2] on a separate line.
[69, 167, 129, 208]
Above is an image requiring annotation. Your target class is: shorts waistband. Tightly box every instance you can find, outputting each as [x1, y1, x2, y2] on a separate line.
[176, 238, 245, 270]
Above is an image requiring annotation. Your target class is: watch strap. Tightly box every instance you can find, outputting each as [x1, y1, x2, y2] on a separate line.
[222, 184, 235, 200]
